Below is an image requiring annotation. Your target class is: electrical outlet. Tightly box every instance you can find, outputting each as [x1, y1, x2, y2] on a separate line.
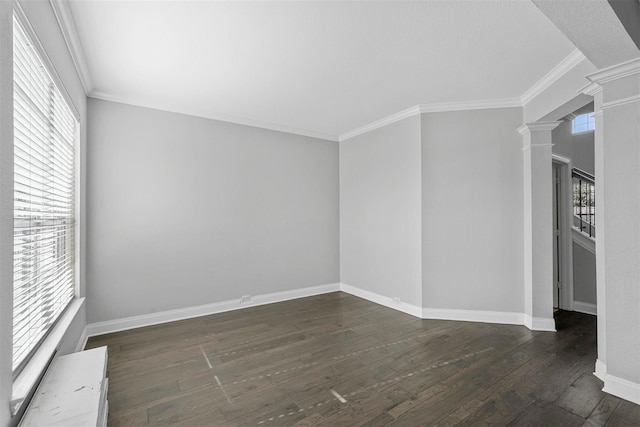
[393, 297, 401, 305]
[240, 295, 252, 304]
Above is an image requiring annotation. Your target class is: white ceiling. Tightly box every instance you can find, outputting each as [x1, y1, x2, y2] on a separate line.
[66, 0, 577, 140]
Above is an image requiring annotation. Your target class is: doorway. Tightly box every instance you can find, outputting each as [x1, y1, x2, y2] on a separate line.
[552, 157, 573, 311]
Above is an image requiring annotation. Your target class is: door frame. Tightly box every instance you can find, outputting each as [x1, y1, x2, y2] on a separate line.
[552, 154, 574, 311]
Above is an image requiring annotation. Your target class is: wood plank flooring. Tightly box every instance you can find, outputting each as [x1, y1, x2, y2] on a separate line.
[85, 292, 640, 426]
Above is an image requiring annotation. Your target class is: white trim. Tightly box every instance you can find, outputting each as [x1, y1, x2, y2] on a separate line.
[11, 298, 85, 415]
[573, 301, 597, 316]
[572, 227, 596, 254]
[338, 105, 421, 142]
[49, 0, 92, 94]
[74, 326, 88, 353]
[517, 121, 563, 135]
[338, 98, 521, 141]
[340, 283, 552, 331]
[587, 57, 640, 85]
[553, 156, 575, 312]
[580, 82, 603, 96]
[601, 95, 640, 110]
[86, 283, 563, 341]
[521, 50, 587, 105]
[339, 283, 423, 318]
[87, 283, 341, 336]
[89, 92, 339, 142]
[523, 314, 557, 332]
[594, 359, 607, 381]
[421, 308, 524, 326]
[418, 98, 521, 114]
[603, 372, 640, 405]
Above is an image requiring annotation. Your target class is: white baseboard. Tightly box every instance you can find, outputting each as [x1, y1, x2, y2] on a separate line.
[340, 283, 542, 330]
[422, 307, 524, 326]
[603, 372, 640, 405]
[594, 359, 606, 381]
[523, 314, 557, 332]
[87, 281, 558, 337]
[340, 283, 423, 318]
[74, 325, 88, 352]
[573, 301, 597, 316]
[87, 283, 341, 337]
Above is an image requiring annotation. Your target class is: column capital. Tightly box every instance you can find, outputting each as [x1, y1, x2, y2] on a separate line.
[580, 82, 603, 96]
[587, 58, 640, 111]
[517, 121, 562, 136]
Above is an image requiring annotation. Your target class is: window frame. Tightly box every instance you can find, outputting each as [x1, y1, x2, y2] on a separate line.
[571, 112, 595, 135]
[10, 3, 83, 417]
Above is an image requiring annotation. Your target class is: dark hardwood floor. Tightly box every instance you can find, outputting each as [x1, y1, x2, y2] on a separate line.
[86, 292, 640, 426]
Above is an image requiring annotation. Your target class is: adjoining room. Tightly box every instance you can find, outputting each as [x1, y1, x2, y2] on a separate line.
[1, 1, 639, 426]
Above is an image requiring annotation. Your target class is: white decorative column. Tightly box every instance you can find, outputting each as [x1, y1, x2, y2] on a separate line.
[582, 82, 607, 381]
[518, 121, 561, 331]
[587, 58, 640, 404]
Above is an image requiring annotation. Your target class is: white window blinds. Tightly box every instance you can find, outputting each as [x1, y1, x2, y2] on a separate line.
[13, 15, 78, 372]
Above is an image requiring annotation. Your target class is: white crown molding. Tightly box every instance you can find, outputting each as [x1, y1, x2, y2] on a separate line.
[89, 91, 339, 142]
[418, 98, 522, 113]
[587, 57, 640, 85]
[338, 105, 422, 142]
[86, 283, 341, 336]
[49, 0, 92, 94]
[580, 82, 603, 96]
[520, 49, 587, 105]
[338, 98, 521, 142]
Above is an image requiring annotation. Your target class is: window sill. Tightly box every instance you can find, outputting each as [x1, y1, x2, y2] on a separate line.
[11, 297, 85, 416]
[571, 129, 595, 135]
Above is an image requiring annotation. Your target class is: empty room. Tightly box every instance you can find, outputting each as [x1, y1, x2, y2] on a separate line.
[1, 0, 640, 426]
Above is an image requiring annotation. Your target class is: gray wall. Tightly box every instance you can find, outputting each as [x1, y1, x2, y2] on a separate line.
[86, 98, 339, 323]
[339, 116, 422, 307]
[573, 244, 597, 304]
[0, 1, 88, 425]
[421, 108, 524, 312]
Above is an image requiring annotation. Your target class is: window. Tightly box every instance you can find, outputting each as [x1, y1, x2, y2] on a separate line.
[572, 168, 595, 238]
[572, 112, 595, 134]
[12, 15, 78, 373]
